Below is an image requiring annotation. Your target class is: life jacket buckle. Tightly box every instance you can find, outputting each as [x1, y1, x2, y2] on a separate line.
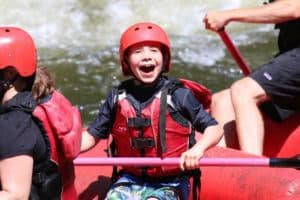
[128, 117, 151, 129]
[131, 137, 155, 149]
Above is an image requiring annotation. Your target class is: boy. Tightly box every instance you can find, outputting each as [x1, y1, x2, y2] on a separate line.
[81, 22, 222, 200]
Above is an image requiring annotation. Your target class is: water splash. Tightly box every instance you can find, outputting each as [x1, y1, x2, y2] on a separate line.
[0, 0, 277, 122]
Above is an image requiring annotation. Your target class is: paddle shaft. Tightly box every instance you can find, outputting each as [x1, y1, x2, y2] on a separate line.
[218, 30, 252, 76]
[74, 157, 300, 168]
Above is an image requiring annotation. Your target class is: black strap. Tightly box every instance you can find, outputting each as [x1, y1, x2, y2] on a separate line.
[128, 117, 151, 128]
[131, 137, 155, 149]
[192, 169, 201, 200]
[159, 87, 168, 154]
[158, 78, 182, 155]
[32, 172, 47, 185]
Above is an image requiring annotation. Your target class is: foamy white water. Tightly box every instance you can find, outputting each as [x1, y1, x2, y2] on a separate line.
[0, 0, 273, 67]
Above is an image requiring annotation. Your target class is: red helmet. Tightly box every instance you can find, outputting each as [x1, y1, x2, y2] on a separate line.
[119, 22, 171, 76]
[0, 27, 37, 77]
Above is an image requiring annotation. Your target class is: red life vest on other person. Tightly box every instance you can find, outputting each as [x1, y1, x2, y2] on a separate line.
[33, 91, 82, 200]
[179, 79, 211, 110]
[110, 79, 211, 178]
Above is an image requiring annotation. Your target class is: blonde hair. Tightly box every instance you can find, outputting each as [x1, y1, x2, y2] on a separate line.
[32, 66, 56, 101]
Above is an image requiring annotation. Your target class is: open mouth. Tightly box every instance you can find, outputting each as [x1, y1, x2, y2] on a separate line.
[139, 65, 155, 73]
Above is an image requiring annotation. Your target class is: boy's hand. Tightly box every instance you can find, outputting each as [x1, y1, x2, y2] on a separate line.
[179, 145, 204, 171]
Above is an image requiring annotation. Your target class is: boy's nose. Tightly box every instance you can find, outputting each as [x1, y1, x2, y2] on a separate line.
[141, 49, 152, 59]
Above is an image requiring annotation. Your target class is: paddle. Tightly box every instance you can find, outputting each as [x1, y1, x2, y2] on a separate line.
[217, 29, 252, 76]
[73, 156, 300, 168]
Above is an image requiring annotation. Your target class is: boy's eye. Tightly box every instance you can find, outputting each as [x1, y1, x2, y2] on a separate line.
[134, 49, 142, 54]
[150, 47, 159, 52]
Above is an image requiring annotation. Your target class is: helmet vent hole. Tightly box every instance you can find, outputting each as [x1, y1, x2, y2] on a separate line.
[147, 26, 152, 29]
[5, 29, 10, 32]
[134, 27, 140, 31]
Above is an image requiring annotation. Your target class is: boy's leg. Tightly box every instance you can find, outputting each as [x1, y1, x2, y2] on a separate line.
[105, 173, 185, 200]
[106, 183, 181, 200]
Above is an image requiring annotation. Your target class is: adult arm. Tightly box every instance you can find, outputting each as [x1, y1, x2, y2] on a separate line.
[203, 0, 300, 31]
[0, 155, 33, 200]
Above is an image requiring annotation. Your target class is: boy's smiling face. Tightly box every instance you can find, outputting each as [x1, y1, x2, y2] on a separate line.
[127, 41, 163, 85]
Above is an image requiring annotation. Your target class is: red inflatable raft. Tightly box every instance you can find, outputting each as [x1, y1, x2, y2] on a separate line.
[200, 112, 300, 199]
[74, 111, 300, 200]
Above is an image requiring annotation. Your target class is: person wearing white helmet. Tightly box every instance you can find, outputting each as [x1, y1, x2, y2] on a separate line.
[81, 22, 222, 200]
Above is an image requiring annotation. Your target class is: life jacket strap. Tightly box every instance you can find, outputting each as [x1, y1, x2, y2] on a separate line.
[128, 117, 151, 128]
[158, 86, 168, 154]
[131, 137, 155, 150]
[32, 172, 46, 185]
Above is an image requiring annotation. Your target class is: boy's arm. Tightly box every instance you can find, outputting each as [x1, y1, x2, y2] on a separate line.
[180, 124, 223, 170]
[203, 0, 300, 31]
[80, 130, 100, 152]
[80, 89, 117, 153]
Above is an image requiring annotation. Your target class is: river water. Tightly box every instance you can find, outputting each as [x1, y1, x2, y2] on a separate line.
[1, 0, 278, 124]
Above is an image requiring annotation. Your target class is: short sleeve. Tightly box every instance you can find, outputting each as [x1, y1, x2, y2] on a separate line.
[0, 111, 37, 159]
[87, 89, 116, 139]
[172, 87, 218, 133]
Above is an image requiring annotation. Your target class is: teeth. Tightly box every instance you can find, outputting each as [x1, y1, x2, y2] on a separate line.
[140, 64, 154, 68]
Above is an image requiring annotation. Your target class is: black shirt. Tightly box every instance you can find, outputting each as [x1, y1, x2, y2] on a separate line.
[88, 77, 218, 139]
[0, 92, 47, 163]
[276, 19, 300, 54]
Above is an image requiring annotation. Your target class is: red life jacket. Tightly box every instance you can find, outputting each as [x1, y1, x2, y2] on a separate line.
[179, 78, 211, 109]
[110, 79, 211, 178]
[33, 91, 82, 200]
